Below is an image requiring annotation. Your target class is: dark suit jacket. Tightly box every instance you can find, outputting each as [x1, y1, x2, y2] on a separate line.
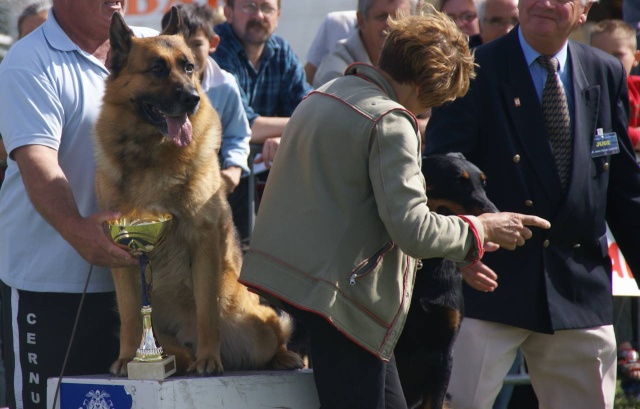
[425, 28, 640, 333]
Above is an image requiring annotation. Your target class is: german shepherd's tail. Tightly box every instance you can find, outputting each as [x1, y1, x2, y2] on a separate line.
[270, 312, 304, 369]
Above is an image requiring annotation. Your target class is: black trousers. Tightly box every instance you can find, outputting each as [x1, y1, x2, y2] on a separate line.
[0, 281, 119, 409]
[285, 303, 408, 409]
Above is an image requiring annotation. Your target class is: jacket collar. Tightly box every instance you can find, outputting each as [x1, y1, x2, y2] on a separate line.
[345, 63, 398, 102]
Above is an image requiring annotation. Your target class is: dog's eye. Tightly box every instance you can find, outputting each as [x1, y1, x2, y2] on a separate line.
[150, 61, 168, 76]
[185, 63, 195, 74]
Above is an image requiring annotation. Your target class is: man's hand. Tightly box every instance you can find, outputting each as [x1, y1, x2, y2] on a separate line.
[478, 212, 550, 250]
[253, 137, 281, 169]
[221, 166, 242, 193]
[461, 260, 498, 292]
[67, 211, 138, 268]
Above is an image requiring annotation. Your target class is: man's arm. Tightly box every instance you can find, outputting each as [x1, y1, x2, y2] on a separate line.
[279, 42, 313, 115]
[604, 62, 640, 278]
[13, 144, 137, 267]
[250, 116, 289, 143]
[250, 117, 290, 167]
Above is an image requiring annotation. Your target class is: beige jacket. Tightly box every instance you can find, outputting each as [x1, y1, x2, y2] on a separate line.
[239, 63, 483, 360]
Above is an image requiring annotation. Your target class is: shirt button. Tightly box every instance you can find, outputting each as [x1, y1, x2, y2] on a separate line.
[513, 154, 521, 163]
[603, 162, 610, 171]
[543, 239, 550, 248]
[525, 200, 533, 207]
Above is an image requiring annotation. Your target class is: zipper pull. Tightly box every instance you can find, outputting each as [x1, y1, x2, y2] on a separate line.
[416, 260, 423, 270]
[349, 274, 356, 285]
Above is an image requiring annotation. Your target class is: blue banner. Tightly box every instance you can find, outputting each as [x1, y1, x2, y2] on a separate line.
[60, 383, 133, 409]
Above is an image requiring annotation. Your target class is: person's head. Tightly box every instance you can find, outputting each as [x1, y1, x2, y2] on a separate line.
[223, 0, 281, 48]
[439, 0, 479, 36]
[518, 0, 595, 56]
[52, 0, 128, 39]
[477, 0, 518, 43]
[357, 0, 413, 65]
[379, 7, 476, 112]
[590, 19, 640, 76]
[162, 3, 224, 78]
[18, 1, 50, 39]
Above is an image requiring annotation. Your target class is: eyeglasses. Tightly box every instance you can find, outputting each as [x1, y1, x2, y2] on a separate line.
[446, 11, 477, 23]
[239, 2, 277, 16]
[484, 17, 518, 28]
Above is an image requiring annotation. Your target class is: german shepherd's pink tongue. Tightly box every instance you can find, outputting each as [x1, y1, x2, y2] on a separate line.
[166, 114, 193, 147]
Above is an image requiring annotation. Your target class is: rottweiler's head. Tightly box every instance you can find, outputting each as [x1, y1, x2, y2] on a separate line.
[106, 8, 200, 147]
[422, 152, 498, 216]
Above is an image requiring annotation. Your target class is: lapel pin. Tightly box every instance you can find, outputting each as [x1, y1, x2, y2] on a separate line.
[514, 98, 521, 107]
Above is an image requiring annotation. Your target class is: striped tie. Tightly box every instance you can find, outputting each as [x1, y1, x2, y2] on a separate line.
[538, 55, 572, 191]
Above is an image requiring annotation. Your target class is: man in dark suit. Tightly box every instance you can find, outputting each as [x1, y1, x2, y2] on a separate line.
[425, 0, 640, 408]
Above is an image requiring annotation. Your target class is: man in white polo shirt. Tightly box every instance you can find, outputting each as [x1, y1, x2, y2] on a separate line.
[0, 1, 155, 408]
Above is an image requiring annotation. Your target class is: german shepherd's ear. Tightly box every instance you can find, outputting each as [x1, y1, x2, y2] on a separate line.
[108, 12, 134, 76]
[161, 6, 185, 36]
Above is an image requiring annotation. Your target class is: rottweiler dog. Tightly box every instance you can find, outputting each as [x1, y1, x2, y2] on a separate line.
[395, 152, 498, 409]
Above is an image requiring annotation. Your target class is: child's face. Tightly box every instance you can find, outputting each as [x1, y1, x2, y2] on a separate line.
[590, 32, 640, 76]
[186, 29, 219, 78]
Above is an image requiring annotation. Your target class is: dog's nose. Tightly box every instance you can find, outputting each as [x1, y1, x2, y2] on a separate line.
[180, 88, 200, 111]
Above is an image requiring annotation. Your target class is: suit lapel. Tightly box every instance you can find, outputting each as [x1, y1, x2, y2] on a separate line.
[559, 43, 599, 215]
[500, 31, 563, 203]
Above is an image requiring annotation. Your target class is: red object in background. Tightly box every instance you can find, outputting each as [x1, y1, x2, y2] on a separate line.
[610, 241, 634, 279]
[126, 0, 220, 16]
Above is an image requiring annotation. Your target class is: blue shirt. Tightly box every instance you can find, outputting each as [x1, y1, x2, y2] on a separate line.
[518, 27, 575, 128]
[201, 56, 251, 176]
[212, 22, 312, 125]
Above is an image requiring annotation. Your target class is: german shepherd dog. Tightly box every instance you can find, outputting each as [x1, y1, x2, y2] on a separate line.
[94, 9, 303, 376]
[395, 153, 498, 409]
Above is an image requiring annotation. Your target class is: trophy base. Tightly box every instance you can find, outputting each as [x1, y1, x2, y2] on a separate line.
[127, 355, 176, 380]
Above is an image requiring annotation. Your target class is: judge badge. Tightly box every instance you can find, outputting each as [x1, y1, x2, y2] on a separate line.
[591, 128, 620, 158]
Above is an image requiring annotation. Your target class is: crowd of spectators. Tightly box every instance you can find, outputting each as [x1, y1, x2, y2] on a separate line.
[0, 1, 639, 409]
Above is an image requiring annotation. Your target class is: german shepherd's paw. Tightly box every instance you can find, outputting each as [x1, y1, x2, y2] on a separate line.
[271, 346, 304, 370]
[188, 354, 224, 376]
[110, 358, 132, 377]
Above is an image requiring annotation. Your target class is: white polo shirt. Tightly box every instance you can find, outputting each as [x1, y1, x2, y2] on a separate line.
[0, 11, 156, 292]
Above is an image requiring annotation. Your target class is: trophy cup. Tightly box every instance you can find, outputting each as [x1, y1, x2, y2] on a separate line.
[106, 213, 176, 380]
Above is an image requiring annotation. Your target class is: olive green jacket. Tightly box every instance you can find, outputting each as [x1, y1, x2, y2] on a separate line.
[239, 63, 483, 360]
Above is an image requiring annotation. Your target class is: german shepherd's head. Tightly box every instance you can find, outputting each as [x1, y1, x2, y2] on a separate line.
[105, 8, 203, 148]
[95, 8, 222, 212]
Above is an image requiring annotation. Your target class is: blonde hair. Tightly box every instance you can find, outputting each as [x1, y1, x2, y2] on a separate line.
[590, 19, 637, 52]
[379, 5, 476, 108]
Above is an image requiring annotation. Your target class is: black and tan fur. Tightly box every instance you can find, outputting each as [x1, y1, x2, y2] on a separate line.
[395, 153, 498, 409]
[94, 9, 302, 376]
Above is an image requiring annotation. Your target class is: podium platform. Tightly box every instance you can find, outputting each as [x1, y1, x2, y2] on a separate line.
[46, 369, 319, 409]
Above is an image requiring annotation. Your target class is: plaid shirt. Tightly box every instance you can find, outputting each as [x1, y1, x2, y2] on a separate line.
[212, 22, 312, 125]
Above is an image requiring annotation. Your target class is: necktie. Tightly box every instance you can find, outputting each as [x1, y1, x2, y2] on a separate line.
[538, 55, 572, 191]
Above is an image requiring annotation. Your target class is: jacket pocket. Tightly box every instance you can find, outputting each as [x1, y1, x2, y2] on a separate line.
[349, 241, 395, 285]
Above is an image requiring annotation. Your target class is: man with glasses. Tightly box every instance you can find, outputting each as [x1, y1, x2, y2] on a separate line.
[469, 0, 518, 47]
[212, 0, 312, 249]
[312, 0, 415, 88]
[439, 0, 479, 36]
[426, 0, 640, 407]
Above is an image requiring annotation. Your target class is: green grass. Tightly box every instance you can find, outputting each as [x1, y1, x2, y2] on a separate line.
[616, 380, 640, 408]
